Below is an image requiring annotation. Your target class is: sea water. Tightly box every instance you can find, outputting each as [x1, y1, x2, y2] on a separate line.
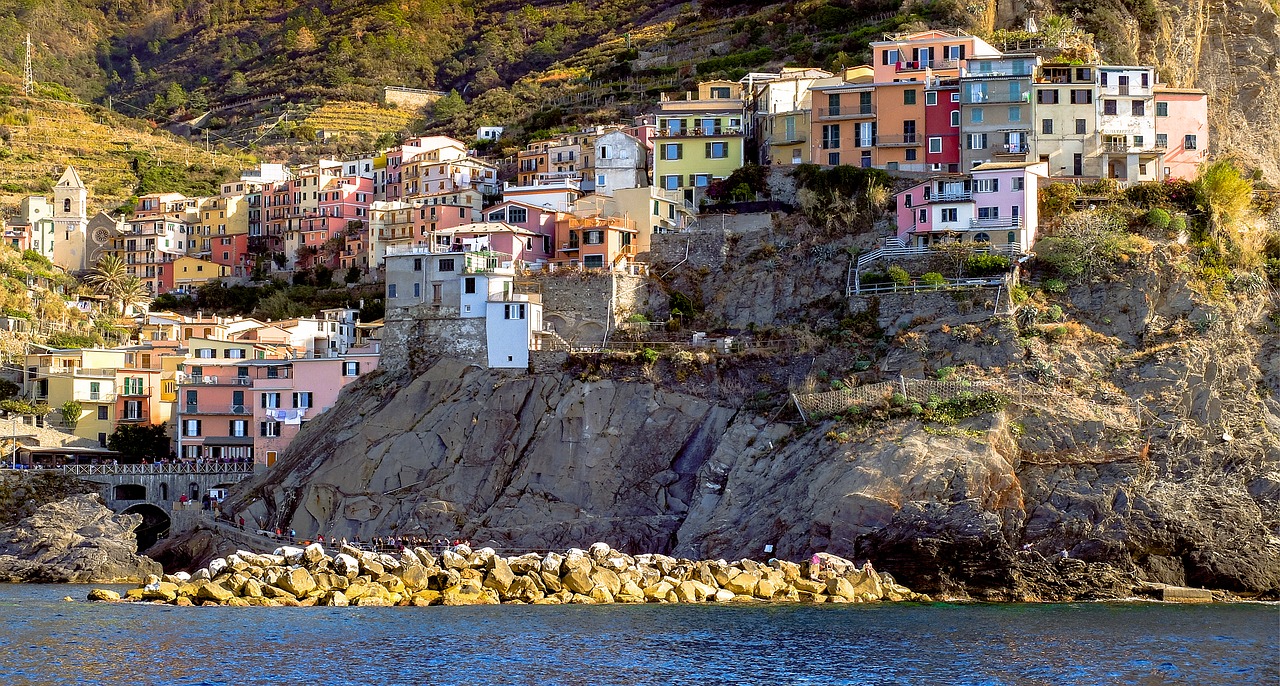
[0, 584, 1273, 685]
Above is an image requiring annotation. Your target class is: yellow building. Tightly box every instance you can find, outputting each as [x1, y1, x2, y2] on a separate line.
[652, 80, 746, 205]
[173, 256, 230, 289]
[25, 347, 128, 446]
[574, 186, 694, 254]
[194, 194, 250, 257]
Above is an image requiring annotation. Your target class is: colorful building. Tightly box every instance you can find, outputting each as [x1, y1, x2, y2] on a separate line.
[1154, 87, 1209, 180]
[894, 161, 1047, 251]
[652, 80, 746, 204]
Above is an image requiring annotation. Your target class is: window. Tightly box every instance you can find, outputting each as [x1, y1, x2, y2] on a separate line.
[706, 141, 729, 159]
[821, 124, 839, 150]
[292, 392, 313, 408]
[690, 174, 710, 188]
[1131, 100, 1145, 116]
[918, 209, 927, 223]
[967, 133, 988, 150]
[261, 392, 280, 409]
[196, 348, 215, 359]
[584, 230, 604, 245]
[596, 175, 606, 187]
[928, 137, 943, 154]
[413, 282, 421, 298]
[1103, 100, 1117, 115]
[661, 175, 681, 190]
[343, 361, 359, 376]
[971, 108, 983, 124]
[951, 92, 960, 103]
[124, 400, 142, 420]
[709, 86, 731, 99]
[904, 89, 916, 105]
[974, 178, 1000, 193]
[388, 284, 397, 298]
[905, 149, 917, 161]
[1037, 89, 1059, 105]
[1134, 135, 1145, 148]
[1008, 106, 1021, 123]
[860, 151, 871, 168]
[460, 277, 474, 295]
[504, 303, 528, 320]
[230, 420, 248, 437]
[259, 421, 280, 437]
[438, 258, 455, 272]
[826, 93, 841, 116]
[660, 143, 683, 160]
[97, 405, 108, 421]
[1042, 119, 1054, 135]
[925, 91, 937, 106]
[941, 208, 958, 222]
[1156, 102, 1169, 117]
[950, 110, 960, 127]
[1156, 133, 1168, 148]
[225, 348, 245, 359]
[1184, 135, 1197, 150]
[583, 255, 604, 269]
[413, 258, 422, 272]
[184, 419, 202, 437]
[977, 207, 1000, 219]
[1071, 90, 1092, 104]
[827, 152, 840, 165]
[1075, 118, 1087, 135]
[1012, 177, 1024, 191]
[1139, 162, 1148, 175]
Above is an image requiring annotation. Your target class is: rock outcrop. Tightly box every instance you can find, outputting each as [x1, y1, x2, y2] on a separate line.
[0, 493, 162, 583]
[93, 543, 927, 607]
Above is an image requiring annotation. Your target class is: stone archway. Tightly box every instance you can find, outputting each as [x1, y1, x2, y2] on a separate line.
[122, 503, 172, 553]
[113, 484, 146, 501]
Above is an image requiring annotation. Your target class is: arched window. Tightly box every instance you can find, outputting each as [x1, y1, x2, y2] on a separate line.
[63, 198, 71, 213]
[973, 232, 990, 243]
[1007, 231, 1017, 245]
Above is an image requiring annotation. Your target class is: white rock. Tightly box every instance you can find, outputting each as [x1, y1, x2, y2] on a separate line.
[303, 543, 326, 565]
[207, 558, 227, 578]
[588, 542, 612, 559]
[172, 571, 191, 582]
[275, 546, 304, 564]
[333, 553, 360, 579]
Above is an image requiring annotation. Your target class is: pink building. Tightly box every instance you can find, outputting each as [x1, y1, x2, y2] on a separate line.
[1154, 87, 1209, 180]
[482, 200, 559, 263]
[249, 352, 379, 467]
[894, 161, 1047, 251]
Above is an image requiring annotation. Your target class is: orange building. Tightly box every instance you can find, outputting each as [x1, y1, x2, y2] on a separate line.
[552, 214, 639, 271]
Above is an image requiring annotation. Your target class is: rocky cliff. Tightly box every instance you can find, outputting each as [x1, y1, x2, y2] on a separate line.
[0, 493, 163, 583]
[221, 217, 1279, 600]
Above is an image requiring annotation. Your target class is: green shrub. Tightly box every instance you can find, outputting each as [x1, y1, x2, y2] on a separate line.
[887, 265, 911, 286]
[1169, 215, 1187, 234]
[1045, 304, 1066, 322]
[921, 272, 946, 288]
[964, 253, 1011, 276]
[1042, 278, 1067, 294]
[1144, 208, 1171, 229]
[640, 348, 659, 365]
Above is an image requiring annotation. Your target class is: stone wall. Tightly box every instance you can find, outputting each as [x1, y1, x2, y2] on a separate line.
[0, 471, 93, 526]
[381, 305, 488, 374]
[517, 272, 650, 344]
[649, 212, 777, 272]
[383, 86, 444, 110]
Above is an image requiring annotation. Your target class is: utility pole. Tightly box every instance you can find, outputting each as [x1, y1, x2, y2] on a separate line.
[23, 34, 34, 95]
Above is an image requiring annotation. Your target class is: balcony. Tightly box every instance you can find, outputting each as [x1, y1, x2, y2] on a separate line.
[961, 66, 1035, 78]
[895, 59, 959, 72]
[76, 392, 117, 403]
[995, 143, 1031, 155]
[962, 92, 1030, 104]
[120, 386, 149, 397]
[181, 375, 253, 386]
[773, 131, 807, 145]
[182, 404, 252, 416]
[1101, 141, 1131, 154]
[461, 251, 515, 274]
[655, 127, 744, 138]
[877, 134, 922, 147]
[928, 191, 972, 203]
[36, 366, 118, 378]
[969, 216, 1024, 230]
[815, 105, 876, 120]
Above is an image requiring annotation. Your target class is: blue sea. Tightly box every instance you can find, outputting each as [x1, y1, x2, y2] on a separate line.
[0, 584, 1273, 685]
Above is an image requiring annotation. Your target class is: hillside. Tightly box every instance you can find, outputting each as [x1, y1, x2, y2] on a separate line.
[0, 89, 248, 212]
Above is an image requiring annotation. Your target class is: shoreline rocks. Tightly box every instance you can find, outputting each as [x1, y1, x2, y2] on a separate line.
[0, 493, 162, 583]
[91, 543, 930, 607]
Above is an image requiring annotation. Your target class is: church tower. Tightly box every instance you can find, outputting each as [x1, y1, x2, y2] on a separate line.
[51, 166, 90, 272]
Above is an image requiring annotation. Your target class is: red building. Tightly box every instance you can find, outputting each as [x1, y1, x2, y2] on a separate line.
[925, 78, 961, 173]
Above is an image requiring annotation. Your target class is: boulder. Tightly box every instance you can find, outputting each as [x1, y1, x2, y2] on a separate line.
[673, 580, 701, 603]
[275, 547, 304, 565]
[208, 558, 228, 578]
[540, 552, 564, 576]
[333, 554, 360, 579]
[410, 590, 442, 606]
[401, 564, 430, 591]
[722, 570, 760, 596]
[484, 556, 515, 594]
[561, 568, 594, 595]
[302, 543, 327, 566]
[713, 588, 736, 603]
[87, 588, 120, 602]
[754, 577, 781, 600]
[616, 581, 646, 603]
[412, 547, 437, 568]
[588, 542, 612, 559]
[643, 580, 674, 602]
[441, 581, 498, 606]
[277, 567, 317, 598]
[440, 550, 469, 570]
[196, 582, 234, 603]
[242, 578, 264, 598]
[589, 567, 622, 597]
[827, 577, 857, 601]
[354, 595, 391, 607]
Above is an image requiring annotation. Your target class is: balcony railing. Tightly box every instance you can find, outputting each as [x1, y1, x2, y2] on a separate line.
[181, 375, 253, 386]
[961, 66, 1034, 78]
[656, 127, 744, 138]
[120, 387, 149, 397]
[815, 105, 876, 119]
[183, 404, 252, 416]
[78, 392, 116, 403]
[996, 143, 1031, 154]
[969, 217, 1024, 229]
[928, 191, 972, 202]
[877, 134, 922, 147]
[461, 251, 515, 274]
[36, 366, 118, 378]
[895, 59, 959, 72]
[962, 92, 1030, 104]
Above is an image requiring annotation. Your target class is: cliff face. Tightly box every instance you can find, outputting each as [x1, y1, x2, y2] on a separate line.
[0, 493, 163, 583]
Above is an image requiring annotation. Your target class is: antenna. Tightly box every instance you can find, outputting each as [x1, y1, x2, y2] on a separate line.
[23, 34, 34, 95]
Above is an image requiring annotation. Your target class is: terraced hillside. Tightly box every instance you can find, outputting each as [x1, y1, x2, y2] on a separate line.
[302, 101, 419, 140]
[0, 92, 250, 212]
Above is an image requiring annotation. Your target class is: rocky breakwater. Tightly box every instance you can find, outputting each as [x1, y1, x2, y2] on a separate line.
[0, 493, 162, 583]
[89, 542, 927, 607]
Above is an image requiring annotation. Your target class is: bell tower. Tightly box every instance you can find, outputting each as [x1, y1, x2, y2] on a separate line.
[51, 166, 90, 271]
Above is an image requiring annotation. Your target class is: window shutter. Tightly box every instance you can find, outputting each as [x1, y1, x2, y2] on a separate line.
[959, 45, 966, 60]
[676, 143, 683, 159]
[992, 178, 999, 192]
[705, 142, 712, 158]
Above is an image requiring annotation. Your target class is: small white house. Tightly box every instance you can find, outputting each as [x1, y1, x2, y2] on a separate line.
[477, 127, 505, 141]
[486, 295, 541, 369]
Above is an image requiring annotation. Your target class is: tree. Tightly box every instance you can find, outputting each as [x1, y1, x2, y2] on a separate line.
[85, 255, 128, 306]
[59, 401, 82, 430]
[1195, 160, 1259, 266]
[431, 90, 467, 123]
[116, 276, 149, 316]
[165, 82, 188, 112]
[344, 266, 362, 284]
[107, 424, 171, 463]
[226, 71, 249, 97]
[294, 26, 318, 52]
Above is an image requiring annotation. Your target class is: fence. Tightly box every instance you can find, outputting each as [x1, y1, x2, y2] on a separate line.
[58, 462, 255, 476]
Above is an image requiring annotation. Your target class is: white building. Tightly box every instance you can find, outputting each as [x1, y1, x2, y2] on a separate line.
[477, 127, 505, 141]
[592, 130, 648, 196]
[1096, 66, 1160, 184]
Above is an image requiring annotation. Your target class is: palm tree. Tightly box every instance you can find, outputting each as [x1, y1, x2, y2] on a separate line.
[115, 276, 149, 317]
[84, 255, 128, 307]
